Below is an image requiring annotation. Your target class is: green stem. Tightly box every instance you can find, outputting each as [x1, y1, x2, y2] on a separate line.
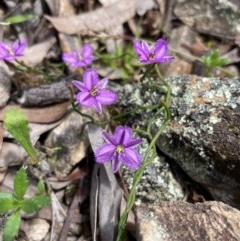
[116, 114, 170, 241]
[140, 64, 155, 83]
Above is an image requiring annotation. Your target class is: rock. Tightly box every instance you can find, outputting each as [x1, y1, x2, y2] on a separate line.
[44, 111, 90, 176]
[116, 75, 240, 208]
[136, 201, 240, 241]
[174, 0, 240, 40]
[0, 66, 12, 108]
[21, 218, 50, 241]
[163, 26, 196, 76]
[17, 81, 71, 106]
[121, 138, 185, 205]
[156, 75, 240, 208]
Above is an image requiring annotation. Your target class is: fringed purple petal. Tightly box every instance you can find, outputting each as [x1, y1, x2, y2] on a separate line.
[76, 92, 94, 107]
[112, 154, 121, 173]
[82, 44, 94, 58]
[95, 89, 118, 105]
[154, 39, 168, 59]
[125, 138, 142, 148]
[93, 100, 102, 114]
[102, 131, 118, 146]
[121, 148, 142, 170]
[83, 69, 98, 89]
[97, 78, 108, 89]
[14, 40, 26, 56]
[114, 126, 135, 146]
[72, 80, 89, 91]
[134, 40, 150, 62]
[0, 45, 9, 58]
[62, 53, 78, 68]
[95, 143, 115, 163]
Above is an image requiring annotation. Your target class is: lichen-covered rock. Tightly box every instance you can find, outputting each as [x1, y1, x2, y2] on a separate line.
[121, 138, 185, 205]
[156, 75, 240, 208]
[116, 75, 240, 208]
[136, 201, 240, 241]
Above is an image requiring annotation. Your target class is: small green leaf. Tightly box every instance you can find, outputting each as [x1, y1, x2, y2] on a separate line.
[5, 13, 33, 24]
[3, 211, 21, 241]
[0, 192, 14, 200]
[14, 167, 28, 200]
[3, 108, 38, 163]
[0, 198, 14, 214]
[20, 199, 39, 213]
[21, 196, 51, 214]
[37, 180, 46, 195]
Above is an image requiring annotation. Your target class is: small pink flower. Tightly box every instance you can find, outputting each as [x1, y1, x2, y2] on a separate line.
[62, 44, 95, 69]
[0, 40, 26, 61]
[72, 69, 118, 114]
[134, 39, 175, 64]
[95, 126, 142, 172]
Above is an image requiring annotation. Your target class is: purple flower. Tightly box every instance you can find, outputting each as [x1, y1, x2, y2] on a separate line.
[62, 44, 95, 69]
[0, 39, 26, 62]
[134, 39, 175, 64]
[72, 69, 117, 114]
[95, 126, 142, 172]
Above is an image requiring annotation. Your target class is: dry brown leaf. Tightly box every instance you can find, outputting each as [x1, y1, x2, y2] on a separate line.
[0, 101, 70, 124]
[0, 142, 26, 167]
[18, 37, 56, 65]
[44, 0, 140, 34]
[50, 192, 67, 241]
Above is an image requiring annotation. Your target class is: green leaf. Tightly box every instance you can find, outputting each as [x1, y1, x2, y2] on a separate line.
[14, 167, 28, 200]
[20, 199, 39, 213]
[21, 196, 51, 214]
[0, 192, 14, 200]
[37, 180, 46, 195]
[3, 108, 38, 163]
[5, 13, 34, 24]
[0, 198, 14, 214]
[3, 211, 21, 241]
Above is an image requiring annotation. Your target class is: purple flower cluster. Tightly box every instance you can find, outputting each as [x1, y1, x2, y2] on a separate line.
[1, 37, 174, 173]
[0, 40, 26, 62]
[69, 38, 174, 172]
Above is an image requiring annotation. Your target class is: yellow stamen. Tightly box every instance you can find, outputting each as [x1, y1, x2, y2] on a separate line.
[90, 87, 99, 96]
[115, 145, 124, 154]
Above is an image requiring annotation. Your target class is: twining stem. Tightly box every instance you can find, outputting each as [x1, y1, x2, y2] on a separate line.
[116, 67, 172, 240]
[116, 110, 170, 241]
[140, 64, 155, 83]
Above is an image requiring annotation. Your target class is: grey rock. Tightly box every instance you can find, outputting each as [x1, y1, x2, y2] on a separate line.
[18, 81, 71, 106]
[44, 111, 89, 176]
[174, 0, 240, 40]
[0, 66, 12, 108]
[157, 75, 240, 208]
[136, 201, 240, 241]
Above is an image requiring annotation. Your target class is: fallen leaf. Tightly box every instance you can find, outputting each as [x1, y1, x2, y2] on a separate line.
[18, 37, 56, 65]
[0, 101, 70, 124]
[44, 0, 140, 34]
[88, 124, 122, 241]
[50, 192, 66, 241]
